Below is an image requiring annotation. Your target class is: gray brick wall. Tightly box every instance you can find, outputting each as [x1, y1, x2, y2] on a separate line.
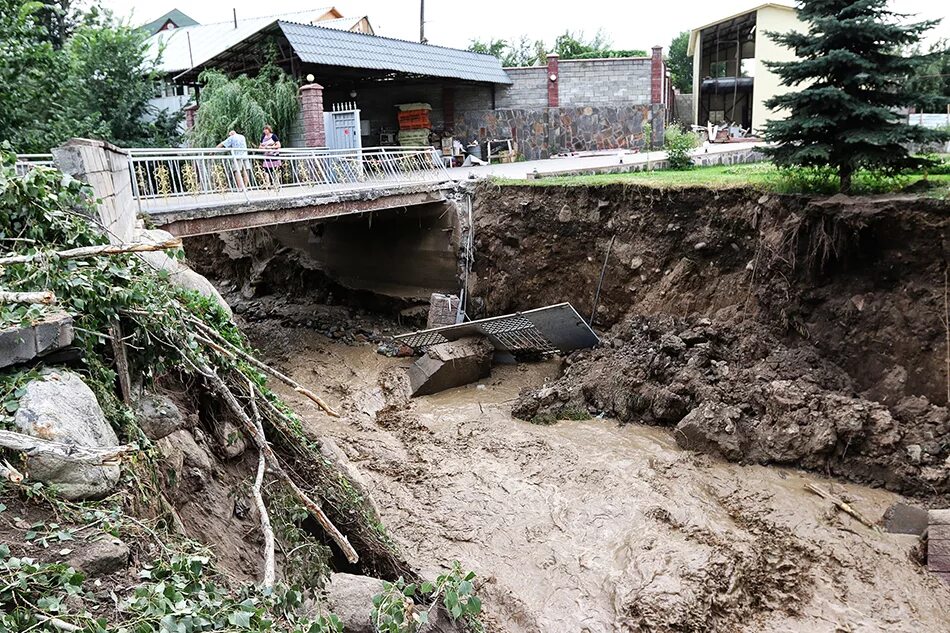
[495, 67, 549, 109]
[558, 58, 652, 106]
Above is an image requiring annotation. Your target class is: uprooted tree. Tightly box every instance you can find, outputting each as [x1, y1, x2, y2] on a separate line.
[762, 0, 950, 193]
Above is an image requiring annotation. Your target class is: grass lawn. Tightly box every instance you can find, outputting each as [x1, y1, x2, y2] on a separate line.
[496, 161, 950, 197]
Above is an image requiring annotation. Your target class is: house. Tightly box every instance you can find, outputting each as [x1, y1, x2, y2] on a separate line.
[144, 8, 373, 119]
[687, 2, 805, 133]
[141, 9, 198, 35]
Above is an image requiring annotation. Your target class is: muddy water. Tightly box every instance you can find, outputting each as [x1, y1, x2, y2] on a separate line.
[249, 323, 950, 633]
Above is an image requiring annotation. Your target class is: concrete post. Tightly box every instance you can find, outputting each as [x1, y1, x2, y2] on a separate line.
[651, 46, 664, 105]
[52, 139, 136, 244]
[300, 83, 326, 148]
[183, 104, 198, 130]
[546, 54, 560, 108]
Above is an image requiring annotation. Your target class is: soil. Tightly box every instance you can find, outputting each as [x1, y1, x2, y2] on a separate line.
[239, 317, 950, 633]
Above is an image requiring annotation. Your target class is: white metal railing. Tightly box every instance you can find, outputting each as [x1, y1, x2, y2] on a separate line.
[14, 154, 54, 176]
[127, 146, 452, 212]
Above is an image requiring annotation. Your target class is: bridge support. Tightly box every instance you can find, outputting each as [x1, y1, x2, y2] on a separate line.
[52, 139, 136, 244]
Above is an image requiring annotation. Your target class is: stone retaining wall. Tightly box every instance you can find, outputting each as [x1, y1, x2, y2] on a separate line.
[455, 104, 665, 160]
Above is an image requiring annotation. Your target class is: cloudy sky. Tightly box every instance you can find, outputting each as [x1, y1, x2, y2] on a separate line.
[104, 0, 949, 50]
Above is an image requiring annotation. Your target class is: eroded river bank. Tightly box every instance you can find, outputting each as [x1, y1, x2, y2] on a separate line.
[242, 317, 949, 633]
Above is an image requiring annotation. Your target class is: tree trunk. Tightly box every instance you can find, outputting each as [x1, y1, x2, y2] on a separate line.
[839, 163, 853, 194]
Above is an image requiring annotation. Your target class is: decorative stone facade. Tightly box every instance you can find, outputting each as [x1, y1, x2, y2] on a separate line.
[300, 83, 326, 148]
[455, 104, 666, 160]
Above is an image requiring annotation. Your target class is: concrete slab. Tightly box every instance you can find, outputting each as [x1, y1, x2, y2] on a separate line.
[929, 509, 950, 525]
[882, 502, 929, 535]
[0, 312, 74, 369]
[408, 336, 493, 397]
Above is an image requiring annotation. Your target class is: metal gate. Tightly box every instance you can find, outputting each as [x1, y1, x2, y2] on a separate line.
[324, 104, 362, 150]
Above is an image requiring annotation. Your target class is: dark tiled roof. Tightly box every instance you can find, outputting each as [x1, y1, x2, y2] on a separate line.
[278, 21, 512, 84]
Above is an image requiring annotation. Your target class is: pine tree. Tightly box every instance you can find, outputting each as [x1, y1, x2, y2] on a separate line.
[762, 0, 949, 193]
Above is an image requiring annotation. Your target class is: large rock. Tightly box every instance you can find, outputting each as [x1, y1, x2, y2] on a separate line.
[13, 370, 120, 499]
[408, 336, 494, 397]
[66, 536, 129, 577]
[325, 574, 464, 633]
[134, 393, 186, 440]
[135, 228, 232, 317]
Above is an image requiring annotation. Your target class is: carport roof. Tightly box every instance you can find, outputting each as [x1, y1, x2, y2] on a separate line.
[278, 21, 511, 84]
[171, 19, 511, 85]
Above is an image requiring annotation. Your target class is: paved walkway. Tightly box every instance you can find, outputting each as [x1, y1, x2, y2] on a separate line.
[446, 142, 764, 181]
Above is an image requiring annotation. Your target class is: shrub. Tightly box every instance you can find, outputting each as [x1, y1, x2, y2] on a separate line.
[664, 126, 700, 170]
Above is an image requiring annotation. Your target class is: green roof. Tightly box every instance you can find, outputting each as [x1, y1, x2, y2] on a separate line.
[141, 9, 199, 35]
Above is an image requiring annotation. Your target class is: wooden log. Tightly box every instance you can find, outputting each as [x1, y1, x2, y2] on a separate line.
[0, 430, 135, 464]
[0, 291, 56, 305]
[247, 378, 275, 589]
[193, 355, 357, 563]
[189, 318, 339, 417]
[804, 483, 881, 532]
[109, 319, 132, 405]
[0, 239, 181, 266]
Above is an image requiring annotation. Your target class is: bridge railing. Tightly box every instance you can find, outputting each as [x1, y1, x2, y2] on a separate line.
[127, 146, 452, 211]
[14, 154, 54, 177]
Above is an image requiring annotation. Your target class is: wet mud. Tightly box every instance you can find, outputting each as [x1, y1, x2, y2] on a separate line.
[244, 320, 950, 633]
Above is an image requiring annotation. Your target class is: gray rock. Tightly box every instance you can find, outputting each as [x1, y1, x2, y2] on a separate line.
[67, 536, 129, 577]
[213, 420, 246, 459]
[156, 429, 213, 473]
[325, 574, 464, 633]
[135, 228, 232, 317]
[882, 502, 929, 536]
[13, 370, 120, 500]
[134, 393, 185, 440]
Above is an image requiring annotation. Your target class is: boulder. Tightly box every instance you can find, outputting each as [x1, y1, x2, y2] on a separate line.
[212, 420, 247, 459]
[135, 228, 232, 317]
[67, 536, 129, 577]
[325, 573, 465, 633]
[13, 370, 120, 500]
[134, 393, 186, 440]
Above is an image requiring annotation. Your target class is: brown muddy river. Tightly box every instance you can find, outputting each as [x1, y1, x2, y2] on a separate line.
[249, 322, 950, 633]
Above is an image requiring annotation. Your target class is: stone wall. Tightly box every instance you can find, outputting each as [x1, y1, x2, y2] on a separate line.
[672, 94, 695, 126]
[455, 104, 665, 160]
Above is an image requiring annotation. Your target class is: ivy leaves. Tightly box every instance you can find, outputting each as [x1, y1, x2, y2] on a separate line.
[371, 562, 483, 633]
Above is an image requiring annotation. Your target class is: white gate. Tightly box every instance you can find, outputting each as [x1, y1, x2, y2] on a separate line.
[324, 103, 362, 150]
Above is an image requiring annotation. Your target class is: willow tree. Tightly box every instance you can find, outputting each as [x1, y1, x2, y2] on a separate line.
[763, 0, 949, 193]
[189, 63, 299, 148]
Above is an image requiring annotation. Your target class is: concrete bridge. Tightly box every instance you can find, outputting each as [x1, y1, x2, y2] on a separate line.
[19, 139, 464, 302]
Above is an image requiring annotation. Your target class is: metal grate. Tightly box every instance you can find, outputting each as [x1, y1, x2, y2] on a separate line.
[396, 303, 598, 356]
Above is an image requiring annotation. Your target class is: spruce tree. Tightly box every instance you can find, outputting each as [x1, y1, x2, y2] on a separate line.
[762, 0, 949, 193]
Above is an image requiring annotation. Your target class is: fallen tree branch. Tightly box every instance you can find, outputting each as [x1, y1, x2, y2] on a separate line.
[192, 354, 357, 563]
[247, 377, 276, 589]
[0, 459, 24, 483]
[0, 290, 56, 305]
[0, 239, 181, 266]
[188, 318, 339, 417]
[109, 318, 133, 405]
[805, 483, 881, 532]
[0, 430, 135, 464]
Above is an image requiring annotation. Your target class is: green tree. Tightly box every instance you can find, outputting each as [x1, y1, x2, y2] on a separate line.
[68, 16, 180, 146]
[189, 63, 299, 148]
[763, 0, 950, 192]
[0, 0, 101, 152]
[668, 31, 692, 93]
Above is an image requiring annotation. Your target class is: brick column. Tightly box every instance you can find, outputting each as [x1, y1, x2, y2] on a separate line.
[183, 104, 198, 130]
[300, 83, 326, 148]
[651, 45, 664, 105]
[547, 53, 559, 108]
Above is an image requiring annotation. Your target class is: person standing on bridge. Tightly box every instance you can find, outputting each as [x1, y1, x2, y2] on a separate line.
[217, 130, 250, 190]
[260, 125, 282, 188]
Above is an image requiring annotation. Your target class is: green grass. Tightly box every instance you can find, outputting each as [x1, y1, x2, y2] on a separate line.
[496, 161, 950, 196]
